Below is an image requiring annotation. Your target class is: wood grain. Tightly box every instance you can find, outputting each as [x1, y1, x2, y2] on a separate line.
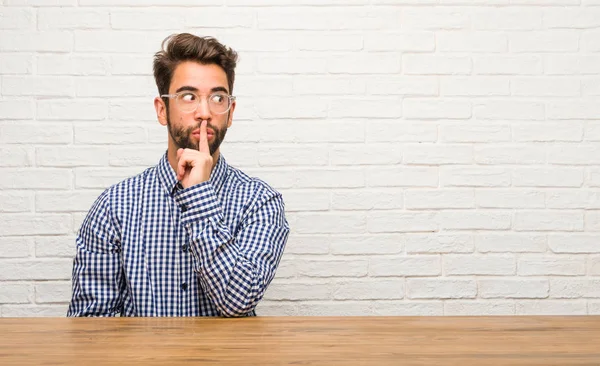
[1, 316, 599, 365]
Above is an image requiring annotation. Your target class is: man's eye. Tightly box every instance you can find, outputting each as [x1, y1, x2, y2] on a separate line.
[180, 93, 196, 102]
[210, 94, 226, 104]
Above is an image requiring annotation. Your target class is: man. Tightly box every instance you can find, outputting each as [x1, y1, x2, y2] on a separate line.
[67, 33, 290, 317]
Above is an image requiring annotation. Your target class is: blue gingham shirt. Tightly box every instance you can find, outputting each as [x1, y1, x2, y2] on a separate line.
[67, 153, 289, 317]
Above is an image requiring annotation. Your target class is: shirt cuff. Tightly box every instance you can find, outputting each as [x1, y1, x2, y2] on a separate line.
[175, 181, 223, 224]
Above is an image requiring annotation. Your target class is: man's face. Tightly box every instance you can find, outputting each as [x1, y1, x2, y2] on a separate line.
[160, 61, 235, 156]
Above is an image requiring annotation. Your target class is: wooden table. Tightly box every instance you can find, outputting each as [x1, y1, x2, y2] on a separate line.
[1, 316, 599, 365]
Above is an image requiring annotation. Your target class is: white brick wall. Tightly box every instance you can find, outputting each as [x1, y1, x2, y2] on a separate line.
[1, 1, 599, 317]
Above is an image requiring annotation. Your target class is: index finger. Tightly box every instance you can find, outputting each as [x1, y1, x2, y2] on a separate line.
[199, 120, 209, 153]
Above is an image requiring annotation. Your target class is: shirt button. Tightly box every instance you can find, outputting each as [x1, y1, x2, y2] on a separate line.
[180, 204, 187, 212]
[181, 283, 188, 291]
[181, 244, 189, 252]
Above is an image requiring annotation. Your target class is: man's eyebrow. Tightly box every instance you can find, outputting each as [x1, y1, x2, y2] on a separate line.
[174, 86, 230, 94]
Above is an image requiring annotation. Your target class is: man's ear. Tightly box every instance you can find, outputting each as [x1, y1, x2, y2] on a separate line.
[154, 97, 168, 126]
[227, 100, 235, 129]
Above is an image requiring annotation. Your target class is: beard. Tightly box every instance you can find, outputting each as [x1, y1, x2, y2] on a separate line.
[166, 112, 227, 156]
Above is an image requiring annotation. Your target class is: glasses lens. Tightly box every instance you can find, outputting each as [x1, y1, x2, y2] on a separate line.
[209, 93, 231, 114]
[176, 92, 198, 113]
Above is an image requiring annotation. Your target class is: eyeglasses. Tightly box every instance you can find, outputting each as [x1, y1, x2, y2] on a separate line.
[161, 91, 236, 114]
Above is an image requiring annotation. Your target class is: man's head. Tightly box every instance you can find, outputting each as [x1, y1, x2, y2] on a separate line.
[153, 33, 238, 156]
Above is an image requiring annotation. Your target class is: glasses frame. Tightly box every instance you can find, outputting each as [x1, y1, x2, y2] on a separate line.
[161, 91, 236, 115]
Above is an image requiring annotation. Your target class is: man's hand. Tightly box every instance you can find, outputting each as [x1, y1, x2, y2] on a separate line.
[176, 120, 213, 188]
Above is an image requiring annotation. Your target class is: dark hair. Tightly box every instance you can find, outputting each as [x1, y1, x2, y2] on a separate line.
[153, 33, 238, 100]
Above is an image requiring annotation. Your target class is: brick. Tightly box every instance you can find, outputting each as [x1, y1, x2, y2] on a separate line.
[550, 279, 600, 298]
[0, 31, 72, 52]
[0, 100, 34, 120]
[256, 145, 327, 167]
[74, 124, 147, 145]
[476, 234, 547, 253]
[0, 237, 33, 258]
[330, 144, 402, 166]
[372, 301, 443, 316]
[513, 167, 584, 187]
[367, 77, 438, 97]
[545, 55, 600, 75]
[293, 76, 365, 95]
[37, 147, 109, 168]
[515, 211, 583, 232]
[547, 190, 600, 209]
[475, 145, 545, 165]
[519, 256, 585, 276]
[549, 234, 600, 253]
[367, 122, 437, 143]
[403, 99, 471, 119]
[0, 53, 33, 74]
[591, 302, 600, 315]
[75, 168, 142, 189]
[255, 97, 327, 119]
[590, 256, 600, 275]
[368, 212, 437, 233]
[5, 0, 75, 4]
[282, 235, 329, 255]
[75, 31, 164, 53]
[440, 124, 510, 143]
[441, 76, 509, 96]
[257, 9, 400, 30]
[479, 279, 548, 299]
[404, 144, 472, 165]
[331, 189, 403, 210]
[369, 256, 440, 277]
[2, 76, 74, 97]
[294, 168, 364, 188]
[217, 33, 293, 52]
[110, 55, 151, 76]
[474, 55, 542, 75]
[364, 32, 434, 52]
[513, 122, 583, 142]
[76, 76, 154, 98]
[329, 235, 403, 255]
[476, 190, 545, 209]
[585, 123, 600, 142]
[295, 34, 363, 51]
[0, 7, 34, 29]
[329, 53, 401, 74]
[108, 147, 165, 167]
[590, 169, 600, 187]
[35, 281, 71, 303]
[583, 78, 600, 97]
[332, 279, 405, 300]
[444, 255, 515, 275]
[1, 305, 67, 317]
[37, 55, 108, 76]
[510, 31, 579, 52]
[330, 98, 402, 118]
[109, 100, 156, 121]
[0, 259, 71, 280]
[404, 55, 471, 75]
[405, 189, 474, 209]
[512, 77, 580, 97]
[257, 55, 327, 74]
[407, 279, 476, 299]
[402, 8, 469, 29]
[472, 8, 542, 30]
[294, 259, 368, 277]
[445, 301, 515, 316]
[0, 147, 32, 167]
[295, 301, 371, 316]
[37, 99, 107, 121]
[544, 8, 600, 29]
[280, 190, 330, 212]
[437, 31, 507, 52]
[264, 281, 332, 301]
[0, 169, 71, 190]
[228, 0, 369, 5]
[406, 234, 474, 254]
[35, 236, 76, 258]
[36, 191, 102, 213]
[587, 211, 600, 232]
[243, 169, 295, 189]
[441, 167, 510, 187]
[582, 30, 600, 52]
[0, 283, 32, 304]
[110, 9, 185, 30]
[474, 100, 544, 120]
[295, 213, 366, 234]
[548, 101, 600, 120]
[0, 192, 34, 213]
[38, 8, 108, 29]
[0, 215, 71, 236]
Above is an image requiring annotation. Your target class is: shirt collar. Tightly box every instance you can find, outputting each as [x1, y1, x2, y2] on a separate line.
[157, 151, 229, 195]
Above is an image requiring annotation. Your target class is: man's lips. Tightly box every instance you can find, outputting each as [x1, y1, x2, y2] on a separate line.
[192, 129, 214, 138]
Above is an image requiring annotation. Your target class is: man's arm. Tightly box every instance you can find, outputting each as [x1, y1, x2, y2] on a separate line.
[176, 182, 289, 317]
[67, 190, 124, 317]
